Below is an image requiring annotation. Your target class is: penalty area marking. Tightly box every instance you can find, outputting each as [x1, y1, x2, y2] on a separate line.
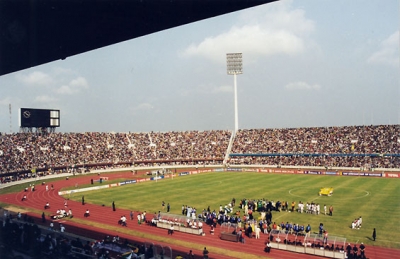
[288, 188, 370, 201]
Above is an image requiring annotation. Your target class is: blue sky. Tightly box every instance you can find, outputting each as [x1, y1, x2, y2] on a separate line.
[0, 0, 398, 133]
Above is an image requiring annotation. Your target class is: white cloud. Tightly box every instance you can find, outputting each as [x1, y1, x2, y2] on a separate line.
[284, 81, 321, 90]
[56, 85, 75, 95]
[16, 71, 53, 86]
[56, 76, 89, 95]
[34, 95, 58, 103]
[367, 31, 399, 67]
[70, 77, 88, 88]
[181, 1, 315, 63]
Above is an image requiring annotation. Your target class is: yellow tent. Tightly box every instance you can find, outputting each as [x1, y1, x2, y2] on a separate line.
[319, 187, 333, 196]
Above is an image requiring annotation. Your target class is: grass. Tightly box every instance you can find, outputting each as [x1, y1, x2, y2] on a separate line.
[65, 171, 400, 249]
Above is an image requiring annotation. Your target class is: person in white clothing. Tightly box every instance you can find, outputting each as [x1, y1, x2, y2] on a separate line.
[351, 219, 358, 229]
[255, 226, 261, 239]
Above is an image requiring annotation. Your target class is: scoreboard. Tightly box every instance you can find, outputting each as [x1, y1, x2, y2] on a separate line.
[19, 108, 60, 128]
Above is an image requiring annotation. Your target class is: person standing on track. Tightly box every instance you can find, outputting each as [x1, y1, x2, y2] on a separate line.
[202, 247, 209, 259]
[359, 242, 366, 259]
[323, 230, 329, 244]
[346, 243, 352, 258]
[265, 241, 271, 253]
[112, 201, 116, 211]
[168, 224, 174, 235]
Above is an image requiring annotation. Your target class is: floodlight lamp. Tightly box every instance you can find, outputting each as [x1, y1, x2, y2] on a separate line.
[226, 53, 243, 75]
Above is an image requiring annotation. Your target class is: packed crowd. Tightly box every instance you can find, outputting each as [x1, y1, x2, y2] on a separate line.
[0, 125, 398, 177]
[0, 130, 231, 174]
[229, 125, 399, 168]
[231, 125, 398, 154]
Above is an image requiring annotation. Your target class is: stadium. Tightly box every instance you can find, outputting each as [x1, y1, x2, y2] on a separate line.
[1, 1, 399, 259]
[0, 124, 399, 259]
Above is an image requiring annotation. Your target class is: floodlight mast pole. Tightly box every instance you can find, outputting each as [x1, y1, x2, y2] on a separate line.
[234, 74, 238, 133]
[226, 53, 243, 133]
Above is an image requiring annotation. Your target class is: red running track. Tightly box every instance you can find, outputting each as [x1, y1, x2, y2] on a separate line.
[0, 171, 399, 259]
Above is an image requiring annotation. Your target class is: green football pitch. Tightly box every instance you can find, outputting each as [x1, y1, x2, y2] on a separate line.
[67, 171, 400, 249]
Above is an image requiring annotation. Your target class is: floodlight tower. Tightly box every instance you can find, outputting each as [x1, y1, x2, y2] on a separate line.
[226, 53, 243, 133]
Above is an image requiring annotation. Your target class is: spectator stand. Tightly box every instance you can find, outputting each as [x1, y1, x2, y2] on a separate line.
[156, 213, 203, 235]
[220, 222, 239, 242]
[268, 230, 346, 258]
